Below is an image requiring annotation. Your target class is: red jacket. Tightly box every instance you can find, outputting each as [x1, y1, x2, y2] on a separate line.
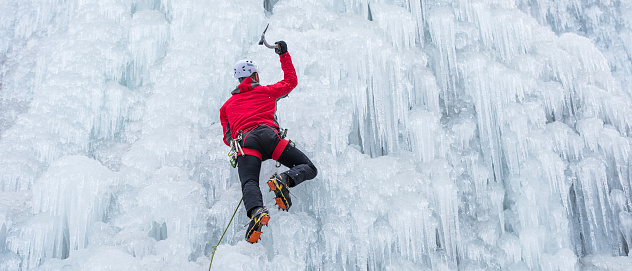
[220, 52, 298, 146]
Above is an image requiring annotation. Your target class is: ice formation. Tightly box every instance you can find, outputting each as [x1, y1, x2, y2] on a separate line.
[1, 0, 632, 270]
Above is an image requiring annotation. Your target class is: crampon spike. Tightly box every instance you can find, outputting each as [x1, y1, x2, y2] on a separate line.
[260, 215, 270, 225]
[274, 198, 287, 210]
[248, 231, 262, 243]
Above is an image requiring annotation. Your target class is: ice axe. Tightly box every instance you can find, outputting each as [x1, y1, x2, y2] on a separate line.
[258, 24, 278, 49]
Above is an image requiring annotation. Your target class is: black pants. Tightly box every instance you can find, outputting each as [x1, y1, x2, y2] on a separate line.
[237, 126, 317, 217]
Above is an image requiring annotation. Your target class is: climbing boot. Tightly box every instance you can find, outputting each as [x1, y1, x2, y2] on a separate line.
[267, 173, 292, 211]
[245, 207, 270, 243]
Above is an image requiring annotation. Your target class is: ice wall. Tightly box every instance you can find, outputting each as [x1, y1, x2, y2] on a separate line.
[516, 0, 632, 97]
[1, 0, 632, 270]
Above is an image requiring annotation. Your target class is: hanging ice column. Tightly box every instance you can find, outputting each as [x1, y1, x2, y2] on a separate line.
[127, 8, 169, 88]
[515, 0, 632, 97]
[427, 6, 458, 96]
[344, 31, 431, 157]
[321, 0, 632, 268]
[5, 156, 118, 269]
[500, 0, 629, 261]
[341, 1, 444, 158]
[419, 0, 632, 265]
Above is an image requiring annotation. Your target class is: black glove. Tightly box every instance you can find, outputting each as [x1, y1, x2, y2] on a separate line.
[275, 41, 287, 55]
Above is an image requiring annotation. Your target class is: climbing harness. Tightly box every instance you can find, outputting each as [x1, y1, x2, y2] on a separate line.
[228, 126, 294, 168]
[208, 198, 243, 271]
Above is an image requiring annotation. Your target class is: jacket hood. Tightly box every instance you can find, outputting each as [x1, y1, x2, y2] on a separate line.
[231, 77, 260, 95]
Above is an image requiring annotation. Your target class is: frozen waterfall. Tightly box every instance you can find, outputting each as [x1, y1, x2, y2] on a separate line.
[1, 0, 632, 270]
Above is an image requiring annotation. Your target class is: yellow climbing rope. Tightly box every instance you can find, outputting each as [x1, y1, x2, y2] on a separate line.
[208, 198, 243, 271]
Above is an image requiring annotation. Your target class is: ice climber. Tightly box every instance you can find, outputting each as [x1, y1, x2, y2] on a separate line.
[220, 41, 318, 243]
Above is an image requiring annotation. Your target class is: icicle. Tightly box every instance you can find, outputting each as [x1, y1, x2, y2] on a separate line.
[0, 141, 43, 191]
[132, 169, 209, 263]
[523, 0, 583, 31]
[27, 156, 118, 264]
[598, 127, 632, 202]
[620, 211, 632, 256]
[499, 233, 522, 264]
[411, 70, 441, 115]
[459, 54, 501, 181]
[501, 102, 547, 176]
[488, 181, 505, 234]
[94, 82, 136, 140]
[431, 174, 461, 264]
[513, 171, 543, 230]
[450, 117, 477, 151]
[477, 9, 533, 63]
[611, 190, 628, 213]
[460, 54, 540, 181]
[128, 9, 169, 88]
[408, 109, 446, 162]
[519, 226, 546, 269]
[402, 0, 428, 46]
[532, 38, 578, 92]
[427, 6, 457, 92]
[576, 118, 604, 153]
[389, 192, 437, 263]
[601, 92, 632, 137]
[5, 214, 65, 269]
[572, 158, 617, 254]
[538, 81, 566, 122]
[546, 122, 584, 161]
[342, 32, 428, 157]
[369, 3, 417, 50]
[559, 33, 611, 77]
[540, 151, 571, 215]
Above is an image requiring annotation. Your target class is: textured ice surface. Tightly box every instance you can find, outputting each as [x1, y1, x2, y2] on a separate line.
[1, 0, 632, 270]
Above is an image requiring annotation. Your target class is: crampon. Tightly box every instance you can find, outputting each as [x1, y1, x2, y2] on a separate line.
[245, 207, 270, 243]
[267, 173, 292, 211]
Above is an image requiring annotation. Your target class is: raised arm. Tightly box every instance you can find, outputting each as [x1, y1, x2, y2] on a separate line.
[263, 41, 297, 98]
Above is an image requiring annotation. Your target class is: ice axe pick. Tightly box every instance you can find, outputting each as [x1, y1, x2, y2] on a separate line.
[258, 24, 278, 50]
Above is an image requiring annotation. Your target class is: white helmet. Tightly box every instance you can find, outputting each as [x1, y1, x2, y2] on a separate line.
[233, 59, 258, 79]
